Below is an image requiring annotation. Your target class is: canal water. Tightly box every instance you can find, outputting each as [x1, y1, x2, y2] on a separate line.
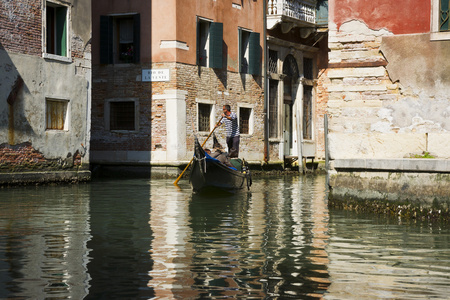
[0, 175, 449, 299]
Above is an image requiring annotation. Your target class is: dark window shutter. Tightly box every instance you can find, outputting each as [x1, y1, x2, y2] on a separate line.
[100, 16, 112, 64]
[196, 19, 200, 65]
[238, 28, 242, 72]
[248, 32, 261, 75]
[209, 22, 223, 69]
[133, 14, 140, 63]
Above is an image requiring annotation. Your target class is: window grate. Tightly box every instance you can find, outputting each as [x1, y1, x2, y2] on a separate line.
[269, 50, 278, 74]
[198, 103, 211, 132]
[440, 0, 450, 31]
[110, 101, 135, 130]
[239, 107, 251, 134]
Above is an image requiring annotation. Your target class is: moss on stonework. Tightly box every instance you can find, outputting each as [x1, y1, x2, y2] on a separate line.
[329, 196, 450, 222]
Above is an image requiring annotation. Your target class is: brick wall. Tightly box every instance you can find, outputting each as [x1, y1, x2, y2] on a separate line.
[0, 142, 84, 173]
[0, 0, 42, 55]
[91, 62, 266, 160]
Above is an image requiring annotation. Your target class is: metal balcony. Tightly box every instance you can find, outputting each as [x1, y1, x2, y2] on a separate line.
[267, 0, 328, 32]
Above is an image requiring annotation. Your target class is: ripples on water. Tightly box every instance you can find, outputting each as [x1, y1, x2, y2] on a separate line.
[0, 176, 449, 299]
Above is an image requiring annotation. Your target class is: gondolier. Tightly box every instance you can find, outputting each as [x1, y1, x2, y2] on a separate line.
[216, 105, 240, 158]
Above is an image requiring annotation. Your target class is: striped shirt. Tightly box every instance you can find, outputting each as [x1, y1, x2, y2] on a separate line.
[221, 112, 240, 137]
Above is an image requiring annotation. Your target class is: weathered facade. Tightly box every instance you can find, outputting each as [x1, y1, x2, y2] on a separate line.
[0, 0, 92, 184]
[266, 0, 328, 168]
[325, 0, 450, 203]
[90, 0, 328, 175]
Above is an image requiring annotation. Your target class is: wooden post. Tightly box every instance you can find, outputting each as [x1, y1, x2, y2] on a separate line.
[296, 106, 304, 174]
[324, 113, 329, 172]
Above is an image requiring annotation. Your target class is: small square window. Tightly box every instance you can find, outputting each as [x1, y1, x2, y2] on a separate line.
[110, 101, 136, 131]
[198, 103, 212, 132]
[46, 2, 68, 57]
[239, 107, 252, 135]
[46, 99, 68, 130]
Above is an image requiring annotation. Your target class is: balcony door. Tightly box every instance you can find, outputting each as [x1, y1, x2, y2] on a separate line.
[282, 55, 299, 156]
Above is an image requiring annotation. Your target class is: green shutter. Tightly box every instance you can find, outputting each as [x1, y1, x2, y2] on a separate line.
[133, 14, 140, 63]
[440, 0, 449, 31]
[196, 19, 200, 65]
[238, 28, 242, 72]
[56, 7, 67, 56]
[248, 32, 261, 76]
[209, 22, 223, 69]
[100, 16, 113, 64]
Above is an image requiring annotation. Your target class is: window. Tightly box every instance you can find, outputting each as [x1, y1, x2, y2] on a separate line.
[440, 0, 449, 31]
[303, 57, 313, 80]
[431, 0, 450, 40]
[46, 2, 68, 57]
[239, 28, 261, 75]
[268, 49, 278, 74]
[105, 99, 138, 131]
[197, 18, 223, 68]
[198, 103, 213, 132]
[239, 107, 252, 135]
[46, 99, 69, 130]
[269, 80, 278, 138]
[100, 14, 140, 64]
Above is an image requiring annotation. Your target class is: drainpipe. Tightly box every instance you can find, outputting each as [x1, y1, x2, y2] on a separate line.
[263, 0, 269, 163]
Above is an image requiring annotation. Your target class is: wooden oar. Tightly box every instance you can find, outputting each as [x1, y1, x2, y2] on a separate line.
[173, 117, 223, 186]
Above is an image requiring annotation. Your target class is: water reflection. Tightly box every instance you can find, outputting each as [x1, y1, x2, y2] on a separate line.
[85, 179, 154, 299]
[147, 176, 331, 298]
[0, 176, 449, 299]
[0, 184, 91, 299]
[325, 210, 450, 299]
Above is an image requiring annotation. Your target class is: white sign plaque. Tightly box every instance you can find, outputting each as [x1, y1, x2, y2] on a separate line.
[142, 69, 170, 82]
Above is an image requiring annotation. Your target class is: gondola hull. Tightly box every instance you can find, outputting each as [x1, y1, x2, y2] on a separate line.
[190, 156, 247, 193]
[189, 137, 251, 193]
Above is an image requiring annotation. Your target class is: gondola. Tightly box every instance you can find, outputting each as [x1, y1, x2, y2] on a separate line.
[189, 136, 252, 194]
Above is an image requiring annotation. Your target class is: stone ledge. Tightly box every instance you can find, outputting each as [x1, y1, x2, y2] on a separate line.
[0, 170, 91, 185]
[334, 158, 450, 172]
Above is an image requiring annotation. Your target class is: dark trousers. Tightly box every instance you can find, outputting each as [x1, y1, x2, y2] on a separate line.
[226, 136, 240, 158]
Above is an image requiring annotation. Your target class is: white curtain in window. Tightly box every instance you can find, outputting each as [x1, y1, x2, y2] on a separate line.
[119, 18, 133, 43]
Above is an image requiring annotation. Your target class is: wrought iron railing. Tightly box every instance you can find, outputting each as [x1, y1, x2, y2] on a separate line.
[267, 0, 316, 24]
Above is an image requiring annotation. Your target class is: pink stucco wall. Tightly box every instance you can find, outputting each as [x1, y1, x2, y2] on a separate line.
[331, 0, 431, 34]
[151, 0, 264, 71]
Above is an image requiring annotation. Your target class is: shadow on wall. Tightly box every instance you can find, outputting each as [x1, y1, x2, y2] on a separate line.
[0, 42, 35, 144]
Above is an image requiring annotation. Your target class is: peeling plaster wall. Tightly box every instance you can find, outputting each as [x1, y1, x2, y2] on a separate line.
[327, 19, 450, 159]
[0, 0, 92, 176]
[0, 51, 90, 159]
